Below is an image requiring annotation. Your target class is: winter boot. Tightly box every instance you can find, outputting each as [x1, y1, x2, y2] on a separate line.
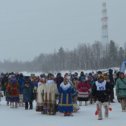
[79, 101, 82, 106]
[7, 101, 9, 106]
[64, 112, 67, 116]
[25, 102, 28, 110]
[85, 101, 88, 106]
[15, 102, 18, 108]
[10, 102, 14, 108]
[29, 102, 33, 110]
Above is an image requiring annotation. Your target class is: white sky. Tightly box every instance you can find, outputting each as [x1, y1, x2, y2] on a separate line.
[0, 0, 126, 61]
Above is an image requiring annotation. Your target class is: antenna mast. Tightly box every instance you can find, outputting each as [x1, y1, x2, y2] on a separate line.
[101, 1, 109, 43]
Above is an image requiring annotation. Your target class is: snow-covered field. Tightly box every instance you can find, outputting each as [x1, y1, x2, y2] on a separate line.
[0, 97, 125, 126]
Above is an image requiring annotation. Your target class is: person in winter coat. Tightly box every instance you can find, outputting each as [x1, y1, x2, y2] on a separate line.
[1, 74, 8, 96]
[87, 74, 96, 104]
[79, 71, 86, 82]
[58, 75, 75, 116]
[72, 78, 80, 112]
[18, 74, 25, 107]
[9, 79, 20, 108]
[116, 72, 126, 112]
[31, 76, 38, 100]
[77, 77, 91, 106]
[55, 73, 63, 91]
[5, 82, 11, 106]
[23, 79, 34, 110]
[108, 69, 115, 103]
[92, 74, 111, 120]
[43, 73, 58, 115]
[0, 82, 3, 102]
[36, 77, 46, 112]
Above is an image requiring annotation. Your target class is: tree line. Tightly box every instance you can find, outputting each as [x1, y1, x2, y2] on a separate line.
[0, 40, 125, 73]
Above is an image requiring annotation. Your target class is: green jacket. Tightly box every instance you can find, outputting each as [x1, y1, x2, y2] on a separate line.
[116, 78, 126, 98]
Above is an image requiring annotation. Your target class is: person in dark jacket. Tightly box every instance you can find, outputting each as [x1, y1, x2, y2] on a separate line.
[18, 74, 25, 107]
[92, 74, 111, 120]
[23, 79, 34, 110]
[108, 69, 115, 103]
[79, 71, 86, 82]
[1, 74, 8, 96]
[55, 73, 63, 91]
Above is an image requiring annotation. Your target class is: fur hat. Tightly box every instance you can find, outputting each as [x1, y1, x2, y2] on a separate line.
[97, 74, 104, 80]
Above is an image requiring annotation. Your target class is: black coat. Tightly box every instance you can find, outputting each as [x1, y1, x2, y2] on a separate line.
[92, 81, 111, 103]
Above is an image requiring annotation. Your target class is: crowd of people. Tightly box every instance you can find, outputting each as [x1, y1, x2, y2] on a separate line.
[0, 69, 126, 120]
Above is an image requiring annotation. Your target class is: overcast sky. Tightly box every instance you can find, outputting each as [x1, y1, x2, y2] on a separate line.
[0, 0, 126, 61]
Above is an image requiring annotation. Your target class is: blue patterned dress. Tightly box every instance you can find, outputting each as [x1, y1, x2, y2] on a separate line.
[58, 82, 74, 113]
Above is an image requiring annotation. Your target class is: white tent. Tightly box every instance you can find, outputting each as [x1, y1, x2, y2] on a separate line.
[120, 60, 126, 73]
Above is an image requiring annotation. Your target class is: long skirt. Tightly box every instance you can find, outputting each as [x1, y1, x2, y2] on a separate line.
[78, 91, 90, 101]
[43, 101, 56, 115]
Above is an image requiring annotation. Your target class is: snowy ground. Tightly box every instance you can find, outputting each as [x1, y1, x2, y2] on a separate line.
[0, 97, 125, 126]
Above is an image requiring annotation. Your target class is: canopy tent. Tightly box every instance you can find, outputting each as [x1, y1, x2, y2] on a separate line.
[120, 60, 126, 73]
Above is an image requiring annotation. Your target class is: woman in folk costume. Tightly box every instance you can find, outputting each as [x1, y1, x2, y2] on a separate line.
[72, 77, 80, 112]
[5, 81, 11, 106]
[58, 74, 75, 116]
[9, 78, 20, 108]
[92, 74, 111, 120]
[77, 76, 91, 106]
[36, 77, 46, 112]
[43, 73, 58, 115]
